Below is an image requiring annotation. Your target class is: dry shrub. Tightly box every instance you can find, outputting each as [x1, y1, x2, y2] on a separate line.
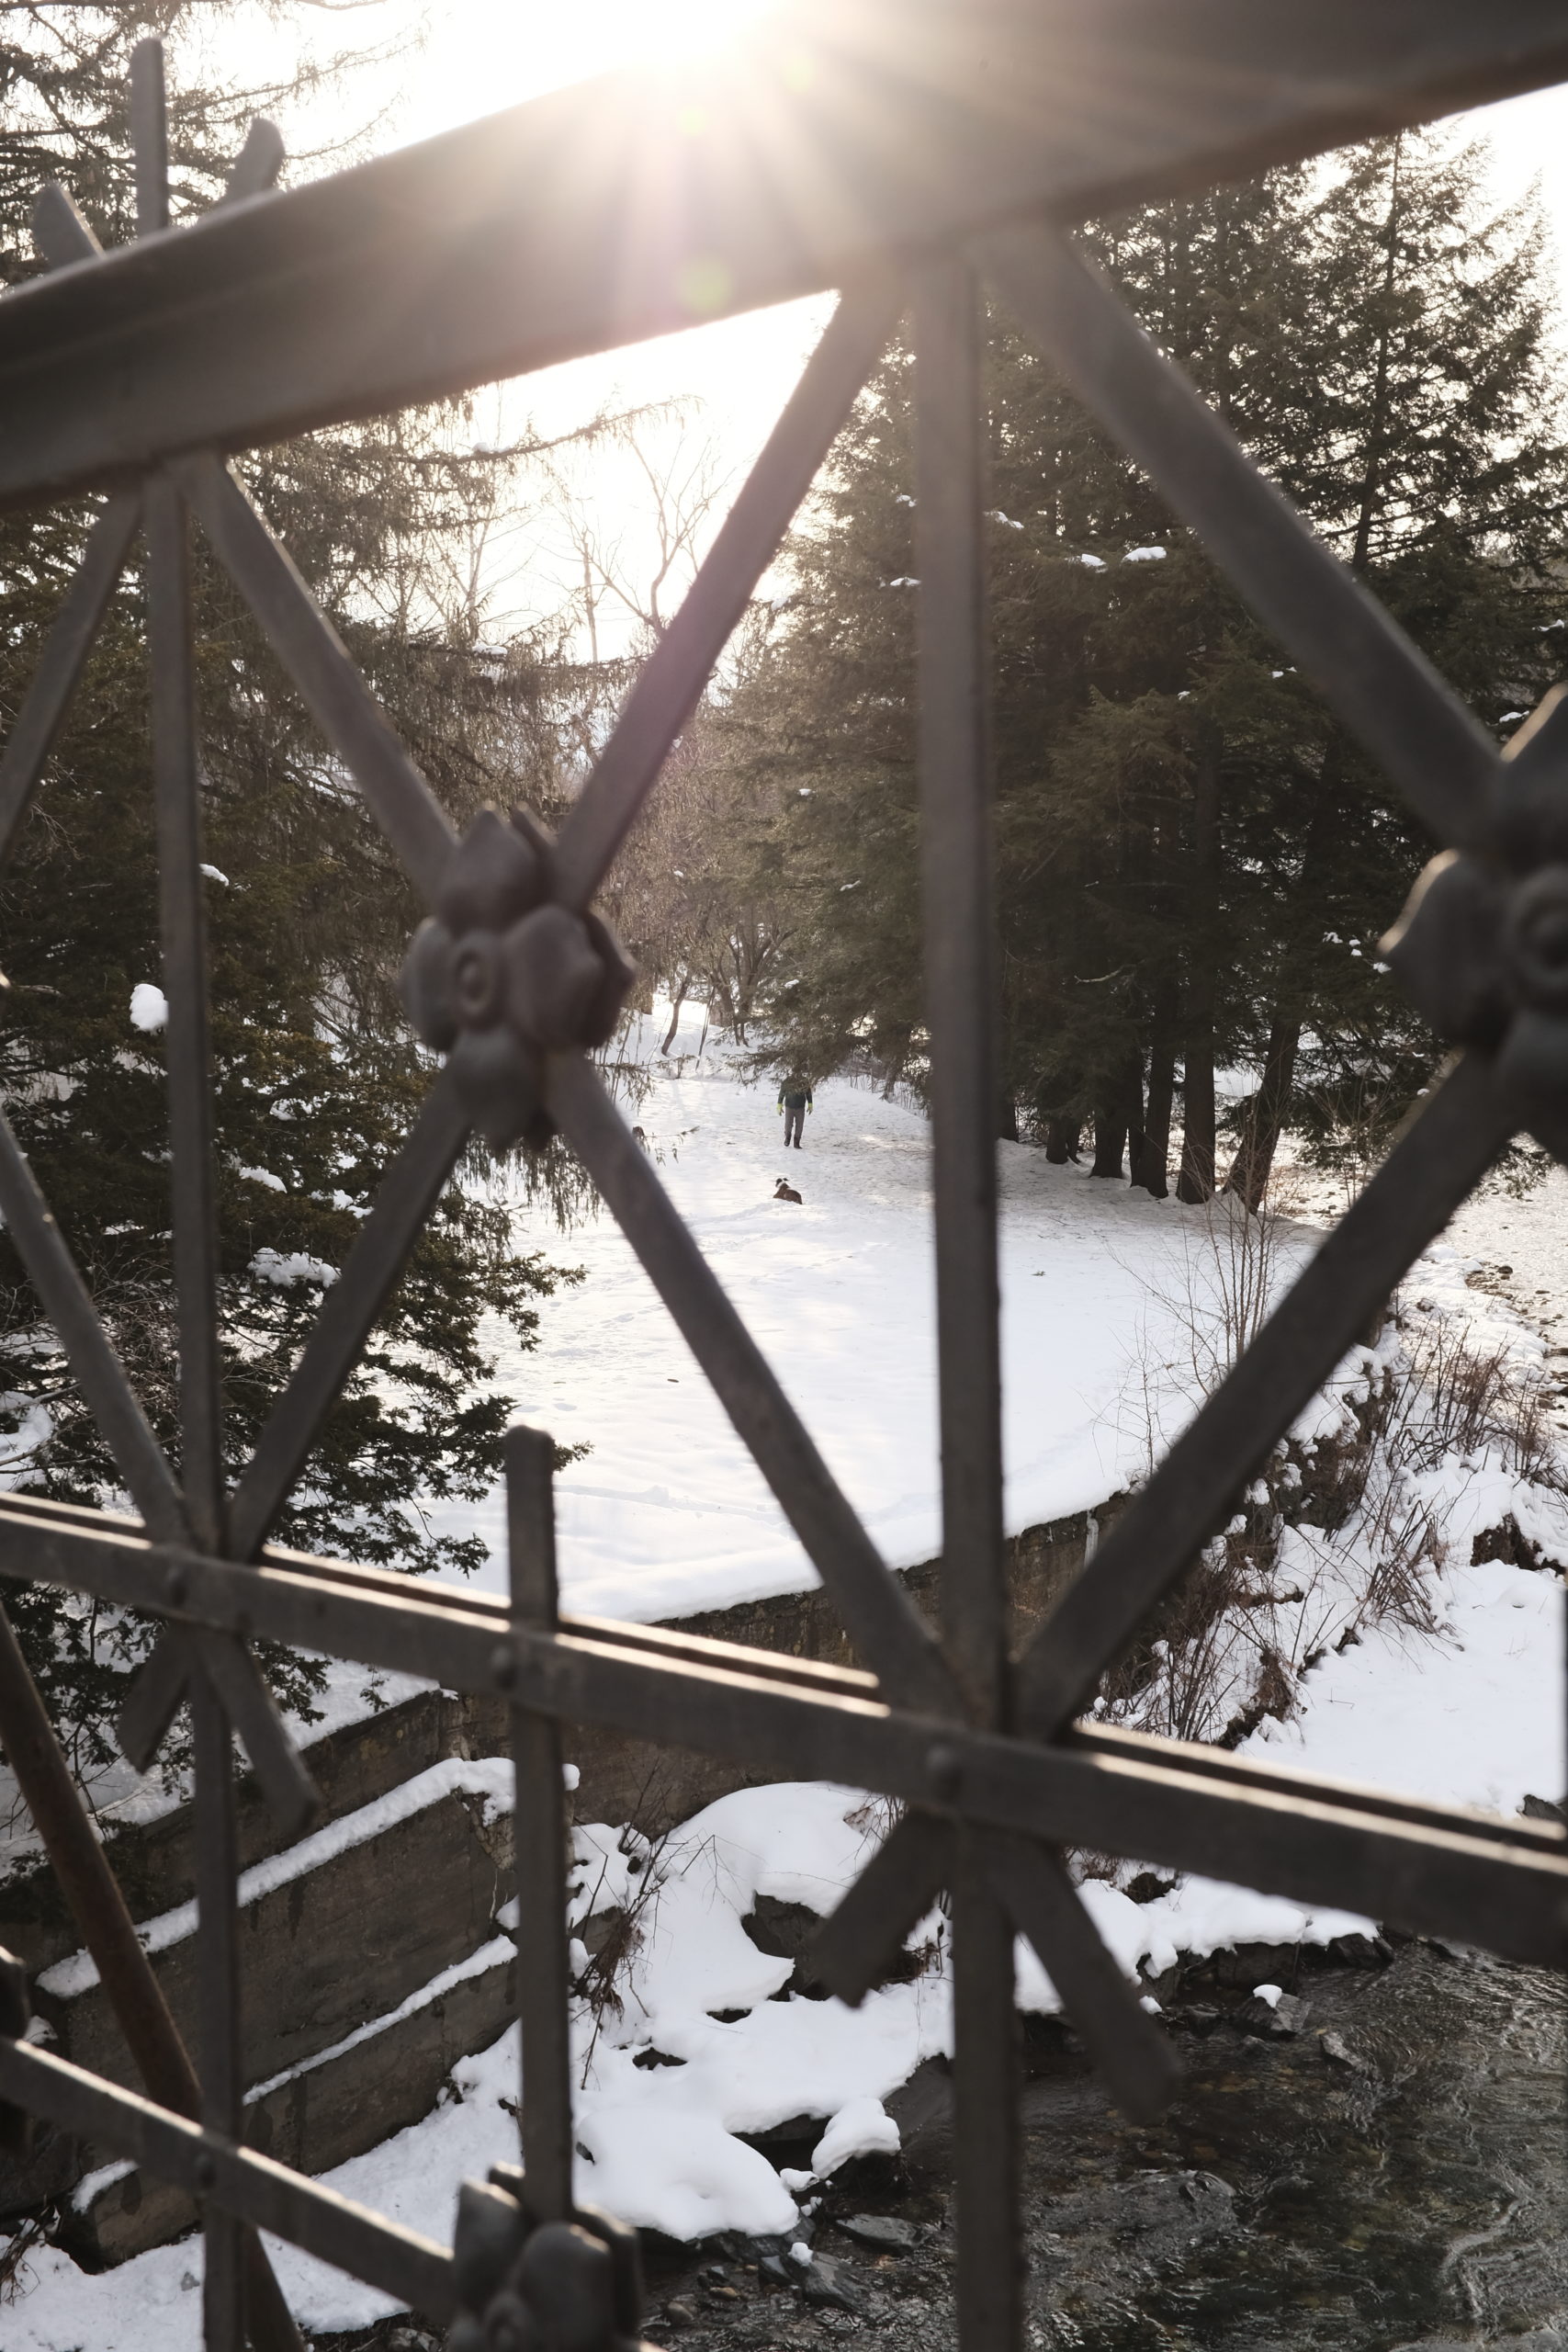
[1380, 1318, 1560, 1487]
[1106, 1186, 1565, 1753]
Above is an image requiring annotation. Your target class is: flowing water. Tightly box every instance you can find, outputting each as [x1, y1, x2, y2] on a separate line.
[617, 1940, 1567, 2352]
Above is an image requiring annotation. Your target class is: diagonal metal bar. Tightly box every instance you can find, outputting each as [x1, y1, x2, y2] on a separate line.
[176, 454, 457, 905]
[0, 492, 141, 875]
[197, 1631, 320, 1841]
[227, 1069, 469, 1561]
[30, 180, 99, 271]
[0, 2035, 454, 2321]
[1016, 1049, 1515, 1740]
[0, 1106, 188, 1543]
[146, 469, 226, 1555]
[117, 1622, 192, 1772]
[548, 1052, 961, 1717]
[811, 1809, 952, 2007]
[0, 1605, 304, 2352]
[130, 38, 170, 237]
[120, 1625, 320, 1838]
[221, 117, 285, 207]
[1492, 678, 1568, 864]
[506, 1426, 575, 2222]
[982, 1833, 1179, 2124]
[551, 277, 902, 910]
[914, 254, 1020, 2352]
[977, 221, 1503, 855]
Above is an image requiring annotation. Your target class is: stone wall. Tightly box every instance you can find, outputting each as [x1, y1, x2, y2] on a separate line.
[0, 1500, 1111, 2243]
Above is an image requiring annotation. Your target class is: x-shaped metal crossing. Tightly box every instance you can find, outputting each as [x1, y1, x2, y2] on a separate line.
[0, 18, 1562, 2352]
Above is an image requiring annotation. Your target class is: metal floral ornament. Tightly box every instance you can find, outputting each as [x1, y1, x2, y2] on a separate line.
[1383, 848, 1568, 1101]
[446, 2171, 659, 2352]
[401, 808, 636, 1146]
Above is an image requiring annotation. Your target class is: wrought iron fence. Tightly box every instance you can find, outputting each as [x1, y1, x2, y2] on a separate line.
[0, 8, 1566, 2349]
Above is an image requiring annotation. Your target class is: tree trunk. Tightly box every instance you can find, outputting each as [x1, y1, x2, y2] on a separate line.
[1350, 141, 1403, 576]
[1177, 1037, 1215, 1204]
[998, 1093, 1020, 1143]
[1224, 1010, 1300, 1211]
[1177, 741, 1220, 1204]
[1090, 1115, 1127, 1179]
[1131, 989, 1179, 1198]
[660, 976, 689, 1055]
[1044, 1118, 1080, 1165]
[1092, 1053, 1142, 1180]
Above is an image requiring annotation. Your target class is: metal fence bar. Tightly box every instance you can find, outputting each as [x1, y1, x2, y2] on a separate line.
[130, 39, 170, 237]
[1073, 1719, 1568, 1853]
[0, 1603, 304, 2352]
[505, 1426, 576, 2223]
[191, 1671, 246, 2349]
[16, 1489, 1561, 1843]
[179, 456, 457, 904]
[0, 2035, 455, 2320]
[227, 1070, 469, 1559]
[145, 470, 224, 1551]
[913, 252, 1020, 2352]
[548, 1052, 962, 1716]
[552, 277, 901, 910]
[6, 1512, 1561, 1962]
[812, 1810, 954, 2005]
[0, 1601, 200, 2118]
[976, 222, 1502, 855]
[1015, 1049, 1514, 1737]
[1, 24, 1567, 2341]
[2, 7, 1567, 505]
[0, 1109, 189, 1543]
[0, 492, 140, 869]
[980, 1834, 1179, 2122]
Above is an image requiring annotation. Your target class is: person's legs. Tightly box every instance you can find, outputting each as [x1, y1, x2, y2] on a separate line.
[784, 1105, 804, 1148]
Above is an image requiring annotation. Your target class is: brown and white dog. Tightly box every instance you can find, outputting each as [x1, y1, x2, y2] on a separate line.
[773, 1177, 803, 1204]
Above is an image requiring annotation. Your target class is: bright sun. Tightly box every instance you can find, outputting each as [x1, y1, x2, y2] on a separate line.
[478, 0, 780, 102]
[617, 0, 778, 68]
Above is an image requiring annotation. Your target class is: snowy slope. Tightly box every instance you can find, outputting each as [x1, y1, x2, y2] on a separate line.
[454, 1012, 1319, 1621]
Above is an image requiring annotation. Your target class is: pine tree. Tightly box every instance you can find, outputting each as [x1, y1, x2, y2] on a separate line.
[706, 131, 1565, 1203]
[0, 10, 592, 1767]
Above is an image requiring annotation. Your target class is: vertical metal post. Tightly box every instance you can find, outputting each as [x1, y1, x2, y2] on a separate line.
[134, 45, 244, 2346]
[146, 469, 225, 1552]
[192, 1673, 246, 2348]
[130, 38, 171, 237]
[914, 256, 1021, 2352]
[506, 1425, 575, 2221]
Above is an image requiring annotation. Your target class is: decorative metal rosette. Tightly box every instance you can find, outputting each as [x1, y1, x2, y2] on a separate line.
[446, 2169, 657, 2352]
[1383, 821, 1568, 1100]
[400, 808, 635, 1147]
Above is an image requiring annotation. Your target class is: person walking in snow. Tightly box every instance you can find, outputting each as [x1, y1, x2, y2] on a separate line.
[777, 1078, 813, 1148]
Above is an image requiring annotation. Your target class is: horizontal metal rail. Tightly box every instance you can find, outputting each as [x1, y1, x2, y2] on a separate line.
[0, 2037, 455, 2321]
[0, 1498, 1562, 1965]
[1, 4, 1567, 503]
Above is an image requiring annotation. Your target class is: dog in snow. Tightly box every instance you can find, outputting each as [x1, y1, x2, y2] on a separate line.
[773, 1177, 802, 1204]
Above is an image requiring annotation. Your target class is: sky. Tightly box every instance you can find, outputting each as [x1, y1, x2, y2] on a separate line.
[173, 3, 1568, 650]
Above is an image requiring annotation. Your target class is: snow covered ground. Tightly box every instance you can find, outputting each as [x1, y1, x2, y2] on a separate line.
[6, 1023, 1568, 2343]
[456, 1012, 1323, 1620]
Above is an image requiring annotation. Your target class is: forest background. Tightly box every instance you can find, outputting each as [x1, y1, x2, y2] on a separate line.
[0, 2, 1563, 1771]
